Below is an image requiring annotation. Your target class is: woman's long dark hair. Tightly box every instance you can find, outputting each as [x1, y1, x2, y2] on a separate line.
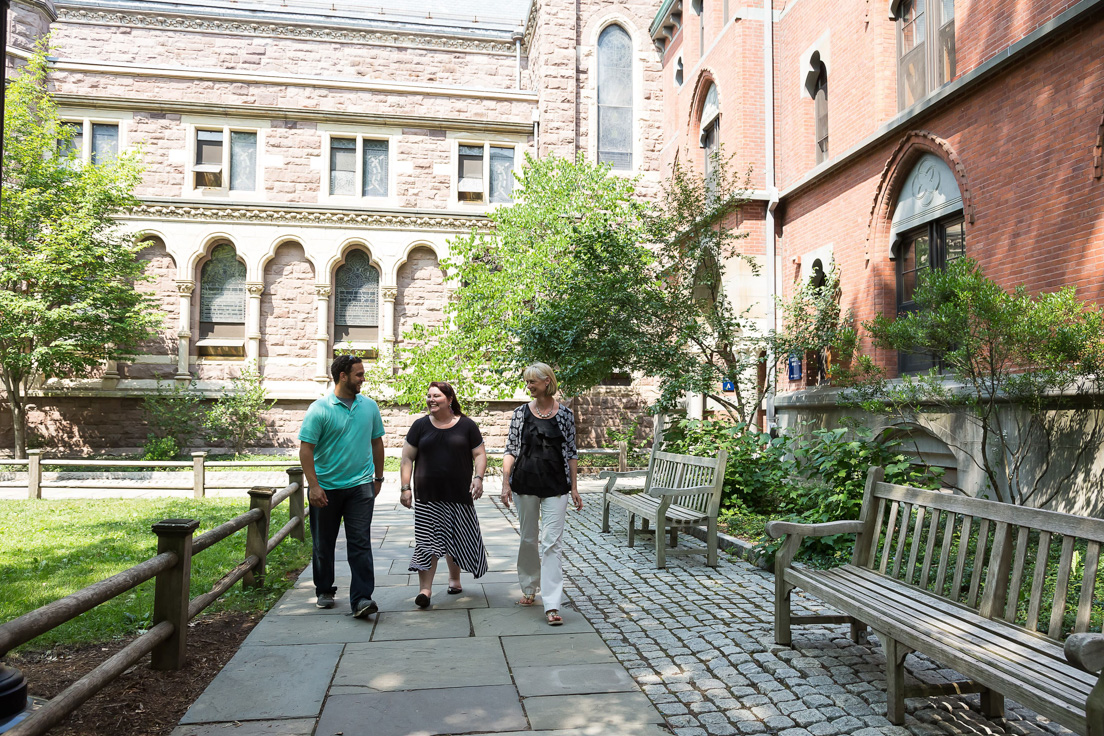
[429, 381, 463, 416]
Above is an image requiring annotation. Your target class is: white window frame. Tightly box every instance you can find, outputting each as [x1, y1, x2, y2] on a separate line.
[187, 124, 263, 198]
[56, 115, 127, 164]
[452, 140, 518, 208]
[320, 131, 396, 206]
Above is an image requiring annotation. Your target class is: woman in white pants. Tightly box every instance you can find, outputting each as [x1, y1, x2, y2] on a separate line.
[500, 363, 582, 626]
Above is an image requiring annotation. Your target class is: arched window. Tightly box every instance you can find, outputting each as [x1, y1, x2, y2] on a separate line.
[199, 243, 246, 345]
[892, 154, 965, 373]
[675, 57, 684, 87]
[699, 83, 720, 186]
[334, 250, 380, 343]
[597, 24, 633, 171]
[813, 62, 828, 164]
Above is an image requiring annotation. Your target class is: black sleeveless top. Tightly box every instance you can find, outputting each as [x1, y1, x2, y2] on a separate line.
[511, 409, 570, 498]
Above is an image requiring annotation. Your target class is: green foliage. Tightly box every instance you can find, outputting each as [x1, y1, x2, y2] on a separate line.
[140, 378, 205, 454]
[204, 367, 275, 456]
[0, 46, 160, 457]
[846, 257, 1104, 505]
[661, 417, 793, 512]
[604, 415, 644, 453]
[141, 434, 178, 461]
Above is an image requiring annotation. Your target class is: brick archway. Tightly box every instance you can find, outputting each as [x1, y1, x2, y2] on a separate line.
[866, 131, 976, 261]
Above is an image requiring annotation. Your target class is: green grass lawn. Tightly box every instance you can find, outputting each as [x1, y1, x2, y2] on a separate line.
[0, 498, 311, 651]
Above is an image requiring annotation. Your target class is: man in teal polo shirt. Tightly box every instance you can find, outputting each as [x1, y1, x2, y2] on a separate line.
[299, 355, 385, 618]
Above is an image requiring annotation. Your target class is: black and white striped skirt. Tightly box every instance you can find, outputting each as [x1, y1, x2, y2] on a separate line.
[408, 501, 488, 577]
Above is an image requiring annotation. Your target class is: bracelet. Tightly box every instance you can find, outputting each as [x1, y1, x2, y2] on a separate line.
[401, 484, 411, 492]
[474, 475, 483, 480]
[374, 476, 385, 483]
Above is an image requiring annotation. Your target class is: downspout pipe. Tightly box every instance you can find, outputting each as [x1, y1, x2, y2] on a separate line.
[763, 0, 778, 429]
[512, 32, 524, 90]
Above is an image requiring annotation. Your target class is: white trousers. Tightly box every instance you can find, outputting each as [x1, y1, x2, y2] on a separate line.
[515, 493, 568, 613]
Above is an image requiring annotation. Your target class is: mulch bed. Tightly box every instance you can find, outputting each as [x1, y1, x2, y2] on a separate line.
[8, 610, 261, 736]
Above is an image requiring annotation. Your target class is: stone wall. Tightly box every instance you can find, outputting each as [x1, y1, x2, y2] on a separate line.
[394, 246, 447, 350]
[260, 242, 316, 381]
[120, 237, 179, 381]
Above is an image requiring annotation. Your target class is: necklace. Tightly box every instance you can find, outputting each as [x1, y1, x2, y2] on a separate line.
[532, 401, 556, 419]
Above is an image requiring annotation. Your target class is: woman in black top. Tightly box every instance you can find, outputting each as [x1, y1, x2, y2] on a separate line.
[400, 382, 488, 608]
[500, 363, 581, 626]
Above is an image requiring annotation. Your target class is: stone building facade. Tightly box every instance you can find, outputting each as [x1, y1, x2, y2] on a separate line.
[0, 0, 669, 453]
[651, 0, 1104, 508]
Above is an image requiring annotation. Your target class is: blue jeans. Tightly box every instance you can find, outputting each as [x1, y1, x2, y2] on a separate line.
[310, 483, 376, 609]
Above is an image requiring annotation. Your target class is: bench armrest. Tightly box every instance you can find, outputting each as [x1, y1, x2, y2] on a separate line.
[765, 520, 865, 540]
[647, 484, 715, 498]
[1066, 633, 1104, 674]
[598, 469, 649, 480]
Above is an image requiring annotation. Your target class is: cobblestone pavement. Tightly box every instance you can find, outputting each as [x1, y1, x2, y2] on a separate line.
[491, 480, 1075, 736]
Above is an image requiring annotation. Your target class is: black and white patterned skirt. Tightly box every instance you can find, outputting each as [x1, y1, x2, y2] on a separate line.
[408, 501, 488, 577]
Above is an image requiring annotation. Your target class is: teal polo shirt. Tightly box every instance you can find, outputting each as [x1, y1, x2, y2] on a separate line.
[298, 392, 385, 490]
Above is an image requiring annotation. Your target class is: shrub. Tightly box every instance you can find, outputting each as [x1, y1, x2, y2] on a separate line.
[140, 378, 204, 455]
[204, 368, 275, 457]
[141, 434, 178, 461]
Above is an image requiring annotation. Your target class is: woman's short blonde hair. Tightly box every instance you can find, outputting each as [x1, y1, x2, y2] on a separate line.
[523, 363, 558, 397]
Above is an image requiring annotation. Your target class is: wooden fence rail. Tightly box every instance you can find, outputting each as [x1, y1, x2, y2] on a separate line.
[0, 467, 306, 736]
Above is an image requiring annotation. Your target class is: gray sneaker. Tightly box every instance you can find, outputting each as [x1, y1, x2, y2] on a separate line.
[353, 598, 378, 619]
[316, 593, 335, 609]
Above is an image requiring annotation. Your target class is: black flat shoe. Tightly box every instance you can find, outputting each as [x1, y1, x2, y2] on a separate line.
[415, 592, 431, 609]
[447, 586, 463, 595]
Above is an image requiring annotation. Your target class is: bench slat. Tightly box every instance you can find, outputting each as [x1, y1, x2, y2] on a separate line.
[1026, 531, 1052, 632]
[980, 521, 1014, 620]
[805, 567, 1094, 695]
[864, 496, 887, 569]
[952, 515, 973, 604]
[652, 451, 723, 468]
[892, 502, 913, 579]
[875, 483, 1104, 543]
[879, 501, 900, 574]
[1076, 541, 1101, 635]
[906, 506, 927, 586]
[1004, 526, 1031, 623]
[1050, 535, 1077, 639]
[967, 518, 991, 609]
[934, 511, 957, 596]
[919, 508, 941, 591]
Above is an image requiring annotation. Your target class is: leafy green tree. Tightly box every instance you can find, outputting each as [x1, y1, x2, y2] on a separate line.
[845, 257, 1104, 506]
[204, 367, 275, 456]
[365, 153, 653, 405]
[0, 47, 159, 457]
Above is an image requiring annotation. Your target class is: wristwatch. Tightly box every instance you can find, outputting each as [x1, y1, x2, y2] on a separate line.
[400, 484, 412, 492]
[474, 475, 483, 480]
[374, 476, 385, 484]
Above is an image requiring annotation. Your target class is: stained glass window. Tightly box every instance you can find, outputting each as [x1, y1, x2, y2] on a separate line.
[489, 147, 515, 204]
[199, 244, 246, 323]
[335, 251, 380, 327]
[363, 139, 389, 197]
[597, 25, 633, 170]
[91, 124, 118, 164]
[230, 132, 257, 191]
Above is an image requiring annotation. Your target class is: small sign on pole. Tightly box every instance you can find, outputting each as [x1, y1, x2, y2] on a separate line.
[788, 353, 803, 382]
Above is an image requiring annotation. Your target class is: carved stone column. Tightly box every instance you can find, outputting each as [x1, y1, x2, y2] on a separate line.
[102, 359, 120, 390]
[314, 284, 332, 383]
[245, 282, 264, 366]
[174, 281, 194, 380]
[381, 286, 397, 347]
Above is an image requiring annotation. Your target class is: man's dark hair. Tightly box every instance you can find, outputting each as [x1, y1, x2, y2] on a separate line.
[330, 355, 363, 384]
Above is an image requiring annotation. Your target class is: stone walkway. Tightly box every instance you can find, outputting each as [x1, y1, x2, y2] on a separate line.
[171, 477, 1075, 736]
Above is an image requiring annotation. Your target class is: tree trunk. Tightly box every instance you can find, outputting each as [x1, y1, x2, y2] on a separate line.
[9, 394, 27, 460]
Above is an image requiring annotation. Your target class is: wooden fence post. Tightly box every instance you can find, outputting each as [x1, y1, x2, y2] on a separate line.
[26, 450, 42, 500]
[192, 452, 207, 499]
[618, 441, 628, 472]
[150, 518, 200, 670]
[286, 467, 306, 542]
[244, 487, 273, 588]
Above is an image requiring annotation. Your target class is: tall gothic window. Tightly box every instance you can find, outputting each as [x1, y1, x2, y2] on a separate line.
[597, 25, 633, 171]
[892, 154, 965, 373]
[813, 62, 829, 164]
[896, 0, 955, 110]
[334, 250, 380, 343]
[700, 83, 720, 191]
[199, 243, 246, 342]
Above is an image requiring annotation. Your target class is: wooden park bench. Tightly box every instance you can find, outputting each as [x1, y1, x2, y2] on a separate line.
[767, 467, 1104, 735]
[599, 447, 728, 569]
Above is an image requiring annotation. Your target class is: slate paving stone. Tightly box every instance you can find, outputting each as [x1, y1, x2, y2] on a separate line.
[523, 692, 665, 731]
[366, 582, 489, 611]
[179, 644, 342, 723]
[331, 637, 511, 692]
[369, 608, 472, 641]
[511, 662, 637, 696]
[470, 605, 595, 636]
[170, 719, 315, 736]
[244, 611, 377, 645]
[501, 632, 617, 667]
[316, 684, 527, 736]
